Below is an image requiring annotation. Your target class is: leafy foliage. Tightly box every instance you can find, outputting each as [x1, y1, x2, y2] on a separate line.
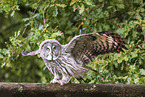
[0, 0, 145, 84]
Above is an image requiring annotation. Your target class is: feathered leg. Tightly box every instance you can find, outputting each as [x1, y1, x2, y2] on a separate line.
[58, 73, 71, 85]
[50, 73, 61, 83]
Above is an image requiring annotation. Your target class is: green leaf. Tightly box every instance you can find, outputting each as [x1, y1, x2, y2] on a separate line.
[79, 4, 85, 14]
[131, 52, 138, 58]
[56, 4, 67, 8]
[124, 55, 129, 61]
[0, 54, 3, 58]
[116, 4, 124, 9]
[140, 69, 145, 75]
[23, 18, 30, 22]
[70, 0, 78, 6]
[84, 0, 94, 5]
[10, 10, 15, 16]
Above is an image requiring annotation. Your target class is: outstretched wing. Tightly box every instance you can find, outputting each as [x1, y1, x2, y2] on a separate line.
[65, 31, 126, 65]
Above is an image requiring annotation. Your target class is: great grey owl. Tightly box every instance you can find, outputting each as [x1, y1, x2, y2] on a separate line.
[22, 31, 126, 85]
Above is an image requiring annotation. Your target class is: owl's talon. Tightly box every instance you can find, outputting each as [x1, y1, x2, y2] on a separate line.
[50, 79, 60, 84]
[58, 80, 69, 85]
[50, 79, 69, 85]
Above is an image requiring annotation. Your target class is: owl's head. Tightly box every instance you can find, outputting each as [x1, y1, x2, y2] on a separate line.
[39, 39, 61, 60]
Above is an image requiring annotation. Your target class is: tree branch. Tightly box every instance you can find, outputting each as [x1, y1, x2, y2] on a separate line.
[0, 83, 145, 97]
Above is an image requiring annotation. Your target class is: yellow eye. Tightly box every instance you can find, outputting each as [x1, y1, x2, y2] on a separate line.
[47, 48, 50, 51]
[53, 47, 55, 50]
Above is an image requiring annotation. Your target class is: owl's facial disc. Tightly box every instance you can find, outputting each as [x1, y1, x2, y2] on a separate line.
[40, 42, 61, 61]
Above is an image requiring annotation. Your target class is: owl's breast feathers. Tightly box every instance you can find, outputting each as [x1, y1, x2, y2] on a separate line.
[43, 53, 87, 78]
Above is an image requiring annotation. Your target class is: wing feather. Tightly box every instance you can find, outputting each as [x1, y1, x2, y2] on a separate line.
[65, 31, 127, 65]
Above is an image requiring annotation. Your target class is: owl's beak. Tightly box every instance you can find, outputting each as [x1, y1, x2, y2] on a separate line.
[51, 52, 53, 60]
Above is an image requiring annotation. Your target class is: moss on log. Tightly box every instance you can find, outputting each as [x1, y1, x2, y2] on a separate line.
[0, 82, 145, 97]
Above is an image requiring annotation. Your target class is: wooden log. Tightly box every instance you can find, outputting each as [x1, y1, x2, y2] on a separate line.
[0, 82, 145, 97]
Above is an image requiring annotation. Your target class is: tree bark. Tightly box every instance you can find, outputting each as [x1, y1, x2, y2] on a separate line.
[0, 82, 145, 97]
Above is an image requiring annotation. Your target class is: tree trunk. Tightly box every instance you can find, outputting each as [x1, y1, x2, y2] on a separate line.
[0, 82, 145, 97]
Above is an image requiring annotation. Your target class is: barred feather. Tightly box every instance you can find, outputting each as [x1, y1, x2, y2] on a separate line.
[65, 31, 126, 65]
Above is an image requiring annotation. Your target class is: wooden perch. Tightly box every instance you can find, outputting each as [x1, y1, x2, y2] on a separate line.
[0, 82, 145, 97]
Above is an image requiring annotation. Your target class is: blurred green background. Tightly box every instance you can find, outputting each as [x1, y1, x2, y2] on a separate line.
[0, 0, 145, 84]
